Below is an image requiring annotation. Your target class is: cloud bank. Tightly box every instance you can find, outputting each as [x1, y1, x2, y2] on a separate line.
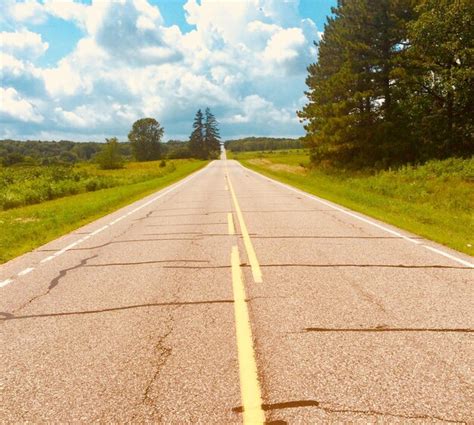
[0, 0, 320, 141]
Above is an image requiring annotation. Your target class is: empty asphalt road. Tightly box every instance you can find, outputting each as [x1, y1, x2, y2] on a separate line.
[1, 155, 473, 424]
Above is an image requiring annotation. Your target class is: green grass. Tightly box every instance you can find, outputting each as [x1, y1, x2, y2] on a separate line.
[229, 150, 473, 256]
[0, 160, 190, 210]
[0, 159, 207, 264]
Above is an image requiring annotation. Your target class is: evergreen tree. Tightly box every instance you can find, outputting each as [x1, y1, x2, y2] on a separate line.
[298, 0, 418, 167]
[204, 108, 221, 159]
[128, 118, 164, 161]
[189, 109, 205, 159]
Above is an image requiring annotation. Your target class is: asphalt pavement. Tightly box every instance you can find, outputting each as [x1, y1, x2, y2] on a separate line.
[1, 155, 473, 424]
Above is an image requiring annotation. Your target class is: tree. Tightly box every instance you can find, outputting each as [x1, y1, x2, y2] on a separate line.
[204, 108, 221, 159]
[128, 118, 164, 161]
[404, 0, 474, 159]
[96, 137, 123, 169]
[189, 109, 205, 159]
[298, 0, 418, 167]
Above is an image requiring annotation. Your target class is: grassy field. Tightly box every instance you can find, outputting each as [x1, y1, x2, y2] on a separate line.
[0, 159, 207, 263]
[229, 150, 473, 256]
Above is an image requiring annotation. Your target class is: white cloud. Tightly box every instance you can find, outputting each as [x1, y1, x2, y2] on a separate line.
[1, 0, 321, 139]
[9, 0, 48, 25]
[42, 61, 88, 97]
[0, 29, 49, 58]
[0, 87, 43, 123]
[44, 0, 88, 28]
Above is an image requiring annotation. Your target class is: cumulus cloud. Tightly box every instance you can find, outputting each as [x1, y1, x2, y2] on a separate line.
[0, 87, 43, 123]
[8, 0, 48, 25]
[1, 0, 321, 140]
[0, 29, 49, 58]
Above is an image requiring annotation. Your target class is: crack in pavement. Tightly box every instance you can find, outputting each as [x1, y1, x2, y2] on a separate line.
[313, 401, 467, 423]
[142, 329, 173, 408]
[11, 255, 98, 314]
[86, 259, 210, 267]
[233, 400, 466, 423]
[38, 238, 199, 252]
[303, 326, 473, 333]
[0, 300, 234, 321]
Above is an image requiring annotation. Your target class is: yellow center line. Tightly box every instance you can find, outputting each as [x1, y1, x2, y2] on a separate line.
[228, 213, 235, 235]
[225, 168, 263, 283]
[231, 246, 265, 425]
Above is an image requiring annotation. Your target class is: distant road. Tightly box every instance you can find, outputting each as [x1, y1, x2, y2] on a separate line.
[1, 154, 473, 423]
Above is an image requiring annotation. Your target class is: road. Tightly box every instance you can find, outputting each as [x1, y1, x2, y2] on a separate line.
[1, 155, 473, 424]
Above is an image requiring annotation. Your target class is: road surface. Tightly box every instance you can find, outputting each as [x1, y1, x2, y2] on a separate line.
[1, 156, 473, 423]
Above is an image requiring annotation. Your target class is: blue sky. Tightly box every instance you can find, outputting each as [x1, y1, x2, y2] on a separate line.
[1, 0, 336, 141]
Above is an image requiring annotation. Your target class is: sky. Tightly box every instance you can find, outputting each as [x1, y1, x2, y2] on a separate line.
[0, 0, 336, 142]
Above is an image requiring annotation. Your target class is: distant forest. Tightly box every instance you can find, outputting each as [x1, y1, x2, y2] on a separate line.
[224, 137, 303, 152]
[0, 139, 192, 166]
[0, 137, 302, 166]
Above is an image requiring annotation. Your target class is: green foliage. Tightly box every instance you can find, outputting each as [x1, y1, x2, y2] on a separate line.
[189, 109, 205, 159]
[0, 159, 195, 211]
[404, 0, 474, 158]
[188, 108, 221, 159]
[0, 159, 207, 264]
[204, 108, 221, 159]
[96, 137, 124, 170]
[128, 118, 164, 161]
[225, 137, 304, 152]
[159, 159, 166, 168]
[163, 140, 192, 159]
[299, 0, 473, 168]
[0, 139, 132, 165]
[235, 150, 474, 255]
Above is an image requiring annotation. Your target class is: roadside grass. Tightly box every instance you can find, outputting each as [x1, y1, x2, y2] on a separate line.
[0, 160, 187, 210]
[0, 159, 207, 264]
[229, 150, 473, 256]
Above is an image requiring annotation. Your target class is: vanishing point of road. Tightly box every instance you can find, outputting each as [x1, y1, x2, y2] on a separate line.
[1, 154, 473, 423]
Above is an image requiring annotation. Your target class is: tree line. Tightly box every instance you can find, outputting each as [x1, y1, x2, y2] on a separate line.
[225, 137, 304, 152]
[0, 107, 221, 168]
[298, 0, 473, 168]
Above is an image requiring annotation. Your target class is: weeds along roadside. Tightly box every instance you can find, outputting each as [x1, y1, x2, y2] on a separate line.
[229, 150, 473, 256]
[0, 159, 207, 264]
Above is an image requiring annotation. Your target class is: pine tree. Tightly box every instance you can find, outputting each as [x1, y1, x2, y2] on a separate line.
[204, 108, 221, 159]
[298, 0, 418, 167]
[189, 109, 205, 159]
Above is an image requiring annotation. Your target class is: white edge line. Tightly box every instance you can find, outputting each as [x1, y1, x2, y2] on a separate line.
[236, 162, 474, 268]
[423, 246, 473, 268]
[2, 162, 212, 289]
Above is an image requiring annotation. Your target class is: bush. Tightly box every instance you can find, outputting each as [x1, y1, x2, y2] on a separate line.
[96, 138, 124, 170]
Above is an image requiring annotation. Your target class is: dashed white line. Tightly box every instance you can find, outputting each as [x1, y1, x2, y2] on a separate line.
[0, 278, 13, 288]
[237, 162, 474, 268]
[18, 267, 34, 276]
[40, 255, 55, 264]
[0, 163, 212, 289]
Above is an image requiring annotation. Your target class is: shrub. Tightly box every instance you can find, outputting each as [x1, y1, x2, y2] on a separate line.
[96, 138, 124, 170]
